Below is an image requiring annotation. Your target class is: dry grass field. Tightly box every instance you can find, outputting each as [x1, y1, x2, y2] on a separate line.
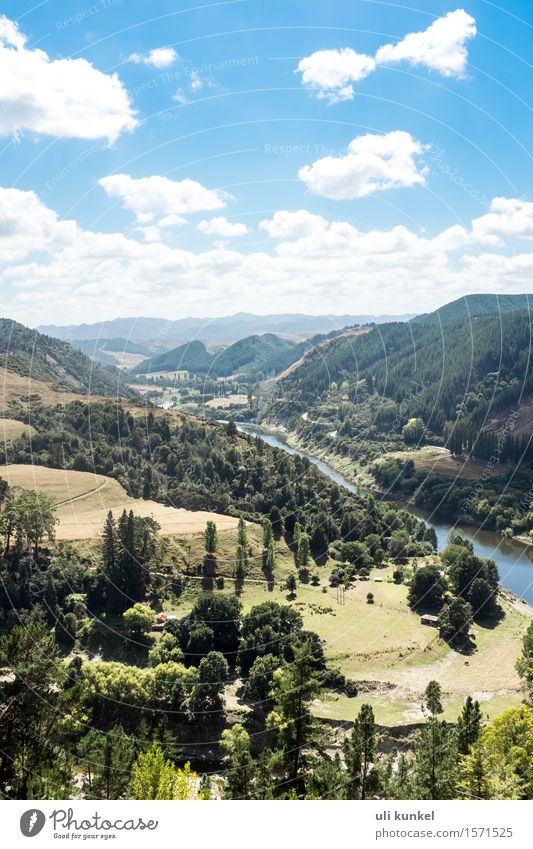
[386, 445, 511, 481]
[0, 368, 108, 413]
[1, 417, 35, 442]
[1, 464, 239, 541]
[205, 394, 249, 408]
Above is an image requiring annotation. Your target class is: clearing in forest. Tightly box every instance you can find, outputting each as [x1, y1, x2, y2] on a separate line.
[386, 445, 512, 481]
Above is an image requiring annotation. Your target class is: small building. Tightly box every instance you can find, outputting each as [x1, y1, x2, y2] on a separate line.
[374, 576, 383, 582]
[420, 613, 440, 627]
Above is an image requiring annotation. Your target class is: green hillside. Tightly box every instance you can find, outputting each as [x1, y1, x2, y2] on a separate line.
[0, 319, 137, 398]
[133, 333, 297, 378]
[274, 310, 533, 434]
[416, 293, 533, 323]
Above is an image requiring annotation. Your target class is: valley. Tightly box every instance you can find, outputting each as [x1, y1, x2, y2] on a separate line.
[1, 296, 532, 802]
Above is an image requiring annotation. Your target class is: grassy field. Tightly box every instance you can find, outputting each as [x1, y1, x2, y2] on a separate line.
[2, 463, 240, 541]
[1, 417, 35, 442]
[165, 564, 532, 727]
[386, 445, 511, 481]
[205, 394, 248, 409]
[0, 368, 114, 413]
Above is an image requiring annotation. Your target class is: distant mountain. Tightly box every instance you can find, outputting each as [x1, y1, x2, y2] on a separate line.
[416, 293, 533, 323]
[0, 319, 137, 398]
[132, 333, 298, 378]
[38, 312, 414, 347]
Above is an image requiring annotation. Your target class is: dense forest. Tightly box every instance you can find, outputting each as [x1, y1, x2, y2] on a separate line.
[0, 318, 135, 398]
[0, 400, 435, 559]
[132, 331, 328, 380]
[274, 310, 533, 433]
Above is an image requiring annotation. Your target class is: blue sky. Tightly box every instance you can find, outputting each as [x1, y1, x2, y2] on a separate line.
[0, 0, 532, 324]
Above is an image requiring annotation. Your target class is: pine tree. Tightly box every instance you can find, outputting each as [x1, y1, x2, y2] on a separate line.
[457, 744, 491, 799]
[343, 703, 379, 799]
[456, 696, 483, 755]
[102, 511, 124, 614]
[267, 640, 320, 792]
[414, 681, 457, 799]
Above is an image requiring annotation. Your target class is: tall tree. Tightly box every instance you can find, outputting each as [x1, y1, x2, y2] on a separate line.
[204, 521, 219, 554]
[456, 696, 483, 755]
[343, 703, 379, 799]
[262, 517, 273, 549]
[413, 681, 456, 800]
[267, 640, 320, 792]
[237, 516, 248, 567]
[80, 726, 135, 799]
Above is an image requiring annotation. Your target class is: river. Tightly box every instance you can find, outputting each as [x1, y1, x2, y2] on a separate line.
[236, 422, 533, 605]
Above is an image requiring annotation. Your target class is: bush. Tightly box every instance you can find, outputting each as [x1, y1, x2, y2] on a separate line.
[344, 679, 358, 697]
[322, 668, 346, 690]
[392, 568, 404, 584]
[366, 592, 374, 604]
[123, 603, 153, 637]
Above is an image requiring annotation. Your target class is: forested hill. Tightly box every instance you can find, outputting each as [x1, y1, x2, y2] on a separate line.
[133, 333, 298, 378]
[0, 319, 137, 398]
[416, 293, 533, 324]
[1, 400, 433, 557]
[272, 309, 533, 435]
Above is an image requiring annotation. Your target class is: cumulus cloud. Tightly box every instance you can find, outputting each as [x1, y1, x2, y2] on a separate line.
[3, 187, 533, 325]
[298, 131, 428, 199]
[259, 210, 328, 240]
[297, 10, 477, 102]
[296, 48, 375, 103]
[471, 198, 533, 246]
[99, 174, 229, 223]
[375, 9, 477, 77]
[0, 14, 136, 142]
[128, 47, 177, 68]
[198, 217, 248, 237]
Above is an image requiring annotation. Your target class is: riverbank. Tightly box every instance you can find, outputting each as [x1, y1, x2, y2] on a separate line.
[239, 421, 533, 606]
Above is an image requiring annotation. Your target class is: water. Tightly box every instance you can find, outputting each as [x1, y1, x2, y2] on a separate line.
[237, 422, 533, 604]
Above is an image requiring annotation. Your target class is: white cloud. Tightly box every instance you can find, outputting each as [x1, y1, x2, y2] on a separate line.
[375, 9, 477, 77]
[259, 210, 327, 239]
[3, 187, 533, 325]
[298, 131, 428, 199]
[128, 47, 177, 68]
[296, 48, 375, 103]
[99, 174, 229, 222]
[471, 198, 533, 245]
[189, 69, 204, 91]
[173, 68, 214, 104]
[198, 217, 248, 237]
[0, 14, 136, 142]
[297, 10, 477, 103]
[173, 89, 190, 105]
